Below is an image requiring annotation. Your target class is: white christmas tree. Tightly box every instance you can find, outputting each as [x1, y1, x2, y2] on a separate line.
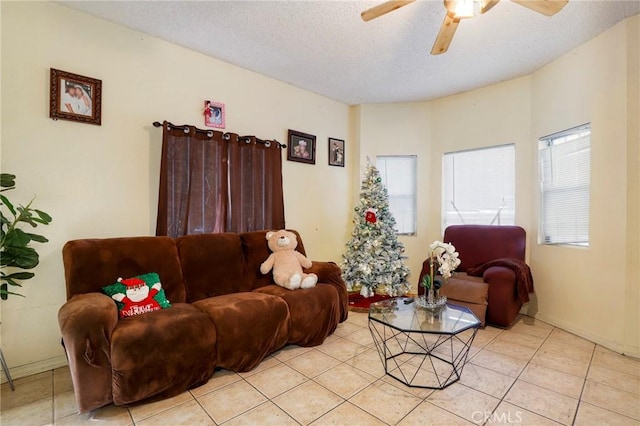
[342, 163, 411, 297]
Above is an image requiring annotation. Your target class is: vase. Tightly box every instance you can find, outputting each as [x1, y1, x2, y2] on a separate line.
[427, 288, 435, 304]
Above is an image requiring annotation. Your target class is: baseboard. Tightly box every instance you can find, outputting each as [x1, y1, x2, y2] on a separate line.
[532, 312, 640, 359]
[0, 355, 68, 384]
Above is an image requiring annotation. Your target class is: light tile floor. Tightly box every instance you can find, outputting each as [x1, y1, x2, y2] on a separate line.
[2, 312, 639, 425]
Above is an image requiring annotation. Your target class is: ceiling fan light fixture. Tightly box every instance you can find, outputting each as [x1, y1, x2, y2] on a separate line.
[451, 0, 477, 19]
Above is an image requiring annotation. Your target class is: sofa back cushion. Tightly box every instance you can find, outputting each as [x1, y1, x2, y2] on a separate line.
[63, 237, 187, 303]
[443, 225, 526, 272]
[240, 230, 307, 290]
[176, 233, 251, 301]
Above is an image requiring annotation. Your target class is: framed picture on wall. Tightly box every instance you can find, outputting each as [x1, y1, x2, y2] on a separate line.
[328, 138, 345, 167]
[204, 100, 225, 129]
[49, 68, 102, 125]
[287, 129, 316, 165]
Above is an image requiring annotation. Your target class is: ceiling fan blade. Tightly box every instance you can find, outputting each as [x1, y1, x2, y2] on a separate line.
[511, 0, 568, 16]
[481, 0, 501, 14]
[361, 0, 416, 22]
[431, 13, 460, 55]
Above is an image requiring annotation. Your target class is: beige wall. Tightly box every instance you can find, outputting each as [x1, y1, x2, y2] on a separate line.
[1, 1, 351, 378]
[529, 16, 639, 356]
[429, 76, 533, 243]
[625, 15, 640, 358]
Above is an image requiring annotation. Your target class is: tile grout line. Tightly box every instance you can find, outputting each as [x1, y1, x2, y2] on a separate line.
[189, 389, 218, 426]
[569, 344, 597, 426]
[483, 322, 577, 426]
[499, 324, 546, 423]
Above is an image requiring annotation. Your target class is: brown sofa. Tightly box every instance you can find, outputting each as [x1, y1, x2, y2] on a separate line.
[58, 230, 347, 413]
[418, 225, 532, 327]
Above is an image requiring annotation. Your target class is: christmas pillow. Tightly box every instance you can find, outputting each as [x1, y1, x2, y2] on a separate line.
[102, 272, 171, 319]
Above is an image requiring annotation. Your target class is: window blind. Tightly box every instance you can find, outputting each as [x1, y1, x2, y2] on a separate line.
[377, 155, 417, 235]
[539, 124, 591, 246]
[442, 144, 515, 232]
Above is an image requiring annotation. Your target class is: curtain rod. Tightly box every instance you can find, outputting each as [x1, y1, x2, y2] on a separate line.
[152, 121, 286, 148]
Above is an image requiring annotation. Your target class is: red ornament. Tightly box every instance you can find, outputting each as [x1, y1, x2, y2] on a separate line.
[365, 208, 377, 224]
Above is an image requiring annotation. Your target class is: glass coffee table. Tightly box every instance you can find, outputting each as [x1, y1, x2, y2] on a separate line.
[368, 297, 480, 389]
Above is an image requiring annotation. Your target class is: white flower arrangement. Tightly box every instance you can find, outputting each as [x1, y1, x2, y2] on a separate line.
[421, 241, 461, 290]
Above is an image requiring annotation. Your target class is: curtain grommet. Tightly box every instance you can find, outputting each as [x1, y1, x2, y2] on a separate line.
[206, 131, 213, 138]
[264, 141, 271, 148]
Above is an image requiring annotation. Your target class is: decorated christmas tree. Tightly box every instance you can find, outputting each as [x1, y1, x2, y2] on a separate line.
[342, 163, 411, 297]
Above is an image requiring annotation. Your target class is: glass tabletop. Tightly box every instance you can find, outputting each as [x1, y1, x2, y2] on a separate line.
[368, 297, 480, 334]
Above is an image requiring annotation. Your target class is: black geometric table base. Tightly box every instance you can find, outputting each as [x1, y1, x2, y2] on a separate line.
[369, 303, 479, 390]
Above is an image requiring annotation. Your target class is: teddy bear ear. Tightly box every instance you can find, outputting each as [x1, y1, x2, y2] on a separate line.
[266, 231, 274, 240]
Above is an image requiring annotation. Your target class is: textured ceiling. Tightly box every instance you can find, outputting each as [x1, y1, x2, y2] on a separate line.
[60, 0, 640, 105]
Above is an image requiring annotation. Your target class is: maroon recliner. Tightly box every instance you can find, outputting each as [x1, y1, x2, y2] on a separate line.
[419, 225, 532, 327]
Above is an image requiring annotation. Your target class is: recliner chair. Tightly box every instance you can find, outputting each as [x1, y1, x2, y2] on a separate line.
[418, 225, 532, 327]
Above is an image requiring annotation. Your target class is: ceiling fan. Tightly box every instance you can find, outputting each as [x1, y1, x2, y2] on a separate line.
[361, 0, 568, 55]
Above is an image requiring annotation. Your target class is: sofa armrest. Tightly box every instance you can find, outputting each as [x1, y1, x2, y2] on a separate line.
[482, 266, 516, 287]
[58, 292, 118, 412]
[59, 292, 118, 366]
[482, 266, 518, 306]
[306, 261, 348, 322]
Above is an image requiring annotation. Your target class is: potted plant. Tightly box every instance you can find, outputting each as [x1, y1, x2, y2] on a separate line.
[0, 173, 52, 300]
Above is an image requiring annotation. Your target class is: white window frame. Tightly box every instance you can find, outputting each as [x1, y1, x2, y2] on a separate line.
[442, 144, 516, 233]
[538, 124, 591, 247]
[376, 155, 417, 236]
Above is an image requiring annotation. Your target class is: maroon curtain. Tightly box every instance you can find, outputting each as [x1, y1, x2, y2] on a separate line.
[227, 135, 285, 233]
[156, 122, 285, 237]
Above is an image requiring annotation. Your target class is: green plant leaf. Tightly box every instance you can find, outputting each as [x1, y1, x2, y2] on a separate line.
[0, 284, 24, 300]
[1, 246, 39, 269]
[16, 207, 37, 227]
[34, 209, 52, 224]
[0, 174, 51, 301]
[0, 174, 16, 188]
[0, 194, 16, 216]
[1, 271, 35, 280]
[26, 233, 48, 243]
[2, 277, 24, 287]
[4, 228, 31, 247]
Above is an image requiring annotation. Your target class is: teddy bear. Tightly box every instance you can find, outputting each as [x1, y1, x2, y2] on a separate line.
[260, 230, 318, 290]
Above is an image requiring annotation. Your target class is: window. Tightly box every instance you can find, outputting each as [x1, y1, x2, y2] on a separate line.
[539, 124, 591, 246]
[442, 144, 515, 232]
[377, 155, 417, 235]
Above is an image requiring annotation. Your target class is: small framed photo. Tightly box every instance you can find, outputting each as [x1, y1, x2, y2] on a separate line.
[328, 138, 345, 167]
[204, 100, 225, 129]
[50, 68, 102, 125]
[287, 130, 316, 164]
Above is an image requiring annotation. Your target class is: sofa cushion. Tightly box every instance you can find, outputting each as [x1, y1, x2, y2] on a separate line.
[193, 292, 290, 372]
[63, 237, 187, 303]
[176, 233, 251, 301]
[440, 273, 489, 326]
[102, 273, 171, 319]
[241, 230, 307, 290]
[110, 303, 217, 405]
[254, 284, 341, 346]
